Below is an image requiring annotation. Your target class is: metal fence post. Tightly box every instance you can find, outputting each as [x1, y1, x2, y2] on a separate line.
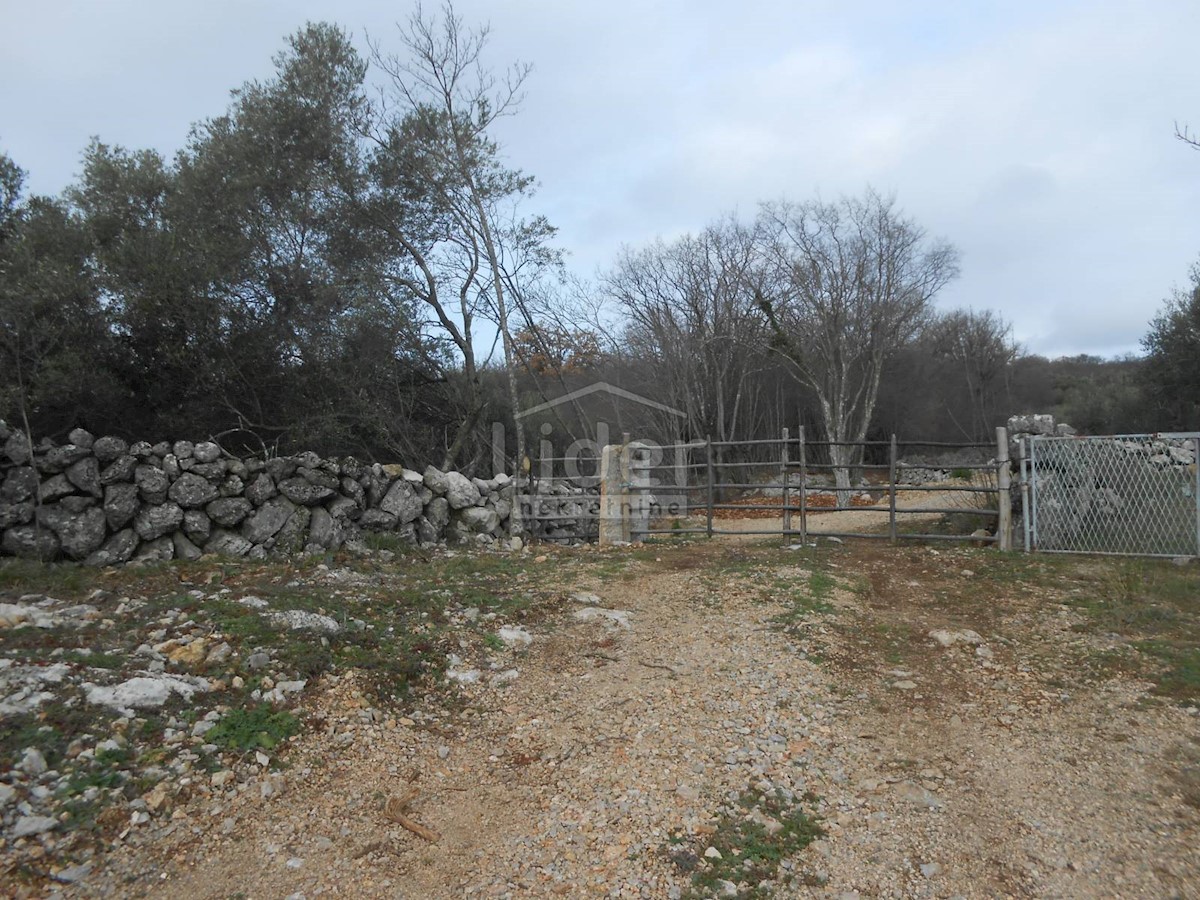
[1029, 437, 1039, 552]
[1195, 438, 1200, 556]
[995, 426, 1012, 551]
[798, 426, 808, 545]
[705, 435, 714, 538]
[1018, 437, 1031, 553]
[888, 434, 898, 544]
[781, 427, 791, 541]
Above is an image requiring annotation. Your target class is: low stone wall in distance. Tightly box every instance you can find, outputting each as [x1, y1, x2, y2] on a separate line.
[0, 422, 514, 565]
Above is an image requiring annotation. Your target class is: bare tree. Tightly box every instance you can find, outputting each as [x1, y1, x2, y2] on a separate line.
[925, 309, 1020, 441]
[1176, 121, 1200, 151]
[758, 191, 959, 502]
[605, 216, 769, 450]
[372, 2, 546, 529]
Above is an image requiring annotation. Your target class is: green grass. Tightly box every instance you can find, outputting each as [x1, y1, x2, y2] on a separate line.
[362, 532, 419, 554]
[870, 621, 919, 666]
[206, 706, 300, 752]
[482, 632, 505, 651]
[1135, 641, 1200, 703]
[670, 786, 824, 899]
[771, 570, 836, 630]
[1058, 558, 1200, 701]
[0, 558, 97, 597]
[0, 699, 110, 771]
[60, 650, 127, 669]
[58, 749, 131, 798]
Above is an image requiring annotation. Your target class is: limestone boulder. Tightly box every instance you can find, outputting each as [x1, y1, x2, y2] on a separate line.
[206, 497, 253, 527]
[380, 479, 423, 523]
[84, 529, 138, 566]
[104, 483, 140, 530]
[2, 525, 60, 560]
[277, 477, 334, 506]
[134, 465, 169, 503]
[444, 471, 481, 510]
[92, 436, 129, 463]
[99, 455, 136, 485]
[242, 496, 295, 544]
[134, 503, 184, 541]
[205, 529, 253, 557]
[168, 472, 220, 508]
[192, 441, 221, 464]
[458, 506, 500, 534]
[40, 504, 106, 560]
[245, 473, 277, 506]
[1, 467, 39, 503]
[183, 509, 212, 545]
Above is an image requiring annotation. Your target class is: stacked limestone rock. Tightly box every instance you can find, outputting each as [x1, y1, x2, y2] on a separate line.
[1006, 414, 1075, 458]
[0, 422, 514, 565]
[522, 479, 599, 543]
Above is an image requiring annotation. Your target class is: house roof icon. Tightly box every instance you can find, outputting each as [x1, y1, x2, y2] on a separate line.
[515, 382, 686, 420]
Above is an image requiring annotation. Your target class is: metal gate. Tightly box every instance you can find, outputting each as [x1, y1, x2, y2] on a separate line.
[625, 429, 1010, 547]
[1022, 433, 1200, 557]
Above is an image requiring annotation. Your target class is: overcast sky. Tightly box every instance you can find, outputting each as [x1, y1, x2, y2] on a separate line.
[3, 0, 1198, 358]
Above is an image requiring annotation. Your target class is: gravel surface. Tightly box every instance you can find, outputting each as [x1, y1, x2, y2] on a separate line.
[37, 539, 1200, 898]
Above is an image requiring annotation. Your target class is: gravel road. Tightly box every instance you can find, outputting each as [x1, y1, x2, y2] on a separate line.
[73, 540, 1200, 899]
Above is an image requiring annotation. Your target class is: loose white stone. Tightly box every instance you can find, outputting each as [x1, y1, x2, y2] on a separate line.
[84, 674, 209, 712]
[573, 607, 632, 629]
[496, 626, 532, 648]
[11, 815, 57, 838]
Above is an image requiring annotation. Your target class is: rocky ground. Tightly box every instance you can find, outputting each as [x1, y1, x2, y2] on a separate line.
[2, 536, 1199, 898]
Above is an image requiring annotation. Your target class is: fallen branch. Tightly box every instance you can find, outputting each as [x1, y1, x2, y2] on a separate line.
[383, 789, 441, 843]
[585, 651, 621, 663]
[353, 838, 398, 859]
[638, 660, 679, 675]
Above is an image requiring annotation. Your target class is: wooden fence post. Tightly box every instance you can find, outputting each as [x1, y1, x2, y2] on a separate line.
[889, 434, 898, 544]
[995, 426, 1012, 551]
[797, 426, 808, 545]
[705, 435, 714, 538]
[781, 427, 791, 541]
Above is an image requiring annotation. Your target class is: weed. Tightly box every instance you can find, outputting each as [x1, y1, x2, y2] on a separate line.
[206, 706, 299, 752]
[482, 632, 505, 652]
[363, 532, 417, 555]
[0, 700, 110, 771]
[671, 786, 823, 899]
[60, 650, 126, 669]
[0, 559, 95, 597]
[1136, 641, 1200, 703]
[1165, 737, 1200, 809]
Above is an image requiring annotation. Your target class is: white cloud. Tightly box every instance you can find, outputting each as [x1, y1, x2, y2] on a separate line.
[2, 0, 1198, 356]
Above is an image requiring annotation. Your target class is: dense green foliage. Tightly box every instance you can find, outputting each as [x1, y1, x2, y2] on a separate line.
[0, 23, 496, 463]
[1141, 260, 1200, 429]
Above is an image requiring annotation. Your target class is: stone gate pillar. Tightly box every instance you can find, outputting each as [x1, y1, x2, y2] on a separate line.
[599, 443, 631, 546]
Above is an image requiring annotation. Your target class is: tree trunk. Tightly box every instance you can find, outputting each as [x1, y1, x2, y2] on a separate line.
[468, 187, 525, 536]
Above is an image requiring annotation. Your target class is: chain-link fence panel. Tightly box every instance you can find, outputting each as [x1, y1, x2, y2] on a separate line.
[1027, 434, 1200, 557]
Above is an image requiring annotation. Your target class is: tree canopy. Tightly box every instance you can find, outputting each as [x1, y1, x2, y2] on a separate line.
[0, 13, 1191, 476]
[1141, 259, 1200, 429]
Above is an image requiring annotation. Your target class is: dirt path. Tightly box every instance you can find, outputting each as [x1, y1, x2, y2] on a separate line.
[701, 488, 988, 537]
[75, 541, 1200, 898]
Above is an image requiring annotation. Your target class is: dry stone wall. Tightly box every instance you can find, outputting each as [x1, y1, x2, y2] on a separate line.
[0, 422, 515, 565]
